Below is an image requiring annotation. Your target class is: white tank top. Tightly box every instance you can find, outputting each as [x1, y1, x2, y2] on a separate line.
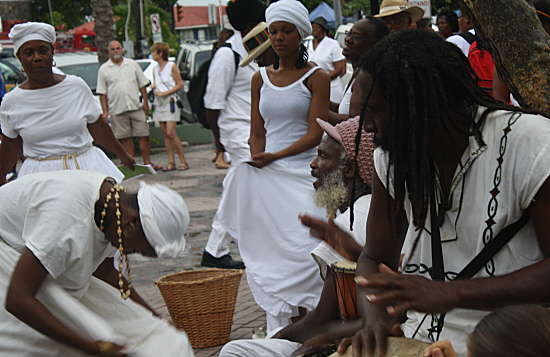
[259, 66, 320, 167]
[153, 61, 176, 92]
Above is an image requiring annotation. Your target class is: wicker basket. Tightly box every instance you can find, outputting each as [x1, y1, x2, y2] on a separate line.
[155, 268, 244, 348]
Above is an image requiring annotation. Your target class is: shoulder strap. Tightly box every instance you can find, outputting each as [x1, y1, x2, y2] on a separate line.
[458, 31, 477, 45]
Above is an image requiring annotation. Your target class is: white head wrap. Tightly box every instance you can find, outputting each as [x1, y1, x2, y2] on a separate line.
[266, 0, 312, 39]
[137, 181, 190, 258]
[9, 22, 56, 54]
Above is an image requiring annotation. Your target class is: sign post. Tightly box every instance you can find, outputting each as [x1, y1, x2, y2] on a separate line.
[150, 13, 163, 43]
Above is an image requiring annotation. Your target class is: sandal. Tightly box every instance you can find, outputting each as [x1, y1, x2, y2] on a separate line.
[162, 163, 176, 172]
[178, 162, 190, 171]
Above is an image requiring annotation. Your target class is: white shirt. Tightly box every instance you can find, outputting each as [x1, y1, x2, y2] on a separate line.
[97, 57, 150, 115]
[307, 36, 345, 89]
[311, 194, 371, 279]
[203, 32, 258, 131]
[0, 171, 117, 299]
[446, 29, 475, 57]
[0, 75, 100, 158]
[375, 108, 550, 357]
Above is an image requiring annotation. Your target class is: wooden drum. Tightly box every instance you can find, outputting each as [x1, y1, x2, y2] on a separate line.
[331, 260, 359, 322]
[329, 337, 430, 357]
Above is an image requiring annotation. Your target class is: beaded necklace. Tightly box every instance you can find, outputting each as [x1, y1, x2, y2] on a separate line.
[99, 184, 132, 300]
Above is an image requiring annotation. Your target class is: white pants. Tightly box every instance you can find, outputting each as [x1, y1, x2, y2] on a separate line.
[220, 327, 301, 357]
[205, 124, 250, 258]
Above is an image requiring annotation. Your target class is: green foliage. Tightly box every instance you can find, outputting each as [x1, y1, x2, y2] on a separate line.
[30, 0, 92, 28]
[112, 0, 178, 51]
[433, 0, 457, 14]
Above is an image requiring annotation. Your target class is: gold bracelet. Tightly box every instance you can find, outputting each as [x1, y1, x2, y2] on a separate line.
[98, 341, 116, 357]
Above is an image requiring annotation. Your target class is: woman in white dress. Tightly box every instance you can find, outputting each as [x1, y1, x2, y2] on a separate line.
[307, 17, 346, 103]
[217, 0, 330, 331]
[0, 22, 134, 185]
[0, 170, 193, 356]
[150, 42, 188, 171]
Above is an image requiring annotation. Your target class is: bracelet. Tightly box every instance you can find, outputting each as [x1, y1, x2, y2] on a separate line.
[98, 341, 116, 357]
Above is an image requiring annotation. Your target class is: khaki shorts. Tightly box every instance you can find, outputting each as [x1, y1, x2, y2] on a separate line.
[111, 109, 149, 139]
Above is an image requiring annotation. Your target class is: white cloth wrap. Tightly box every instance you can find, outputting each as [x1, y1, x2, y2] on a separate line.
[9, 22, 56, 53]
[137, 181, 189, 258]
[266, 0, 312, 39]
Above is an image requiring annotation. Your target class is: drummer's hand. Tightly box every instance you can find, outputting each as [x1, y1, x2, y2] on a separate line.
[247, 152, 277, 168]
[291, 320, 362, 357]
[299, 214, 363, 262]
[356, 264, 457, 317]
[423, 340, 458, 357]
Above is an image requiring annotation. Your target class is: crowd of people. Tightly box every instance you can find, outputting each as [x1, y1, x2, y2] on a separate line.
[2, 0, 550, 356]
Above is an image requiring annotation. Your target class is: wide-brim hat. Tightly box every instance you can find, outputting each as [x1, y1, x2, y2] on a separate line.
[375, 0, 424, 23]
[311, 17, 329, 31]
[239, 22, 271, 67]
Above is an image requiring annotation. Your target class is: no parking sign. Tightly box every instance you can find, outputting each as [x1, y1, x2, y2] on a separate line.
[150, 13, 163, 43]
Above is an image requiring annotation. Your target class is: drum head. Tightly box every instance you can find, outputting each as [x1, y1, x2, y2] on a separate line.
[329, 337, 430, 357]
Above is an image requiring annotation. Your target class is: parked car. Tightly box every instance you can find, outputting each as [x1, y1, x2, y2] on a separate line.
[175, 39, 215, 122]
[0, 54, 24, 92]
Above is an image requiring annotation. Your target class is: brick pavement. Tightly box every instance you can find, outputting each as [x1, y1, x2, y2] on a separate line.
[118, 143, 266, 357]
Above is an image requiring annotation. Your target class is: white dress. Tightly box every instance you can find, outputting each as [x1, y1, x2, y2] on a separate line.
[0, 75, 124, 183]
[307, 36, 346, 103]
[0, 170, 193, 357]
[152, 61, 180, 122]
[217, 66, 325, 330]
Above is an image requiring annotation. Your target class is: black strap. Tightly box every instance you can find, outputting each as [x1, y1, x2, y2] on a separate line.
[458, 31, 477, 45]
[428, 161, 531, 338]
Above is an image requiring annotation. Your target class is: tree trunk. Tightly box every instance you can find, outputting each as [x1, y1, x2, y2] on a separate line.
[91, 0, 116, 65]
[454, 0, 550, 114]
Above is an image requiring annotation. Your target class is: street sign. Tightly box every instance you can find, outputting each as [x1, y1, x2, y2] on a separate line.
[150, 13, 163, 43]
[409, 0, 431, 18]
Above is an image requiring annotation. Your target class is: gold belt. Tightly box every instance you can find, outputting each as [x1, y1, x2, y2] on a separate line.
[28, 145, 92, 170]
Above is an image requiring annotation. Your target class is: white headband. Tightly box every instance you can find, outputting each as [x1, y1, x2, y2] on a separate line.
[138, 181, 189, 258]
[9, 22, 56, 54]
[266, 0, 312, 39]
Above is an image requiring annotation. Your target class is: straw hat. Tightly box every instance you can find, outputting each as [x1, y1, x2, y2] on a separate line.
[239, 22, 271, 67]
[375, 0, 424, 23]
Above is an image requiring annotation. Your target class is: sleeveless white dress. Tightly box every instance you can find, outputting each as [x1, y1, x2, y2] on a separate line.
[217, 66, 325, 327]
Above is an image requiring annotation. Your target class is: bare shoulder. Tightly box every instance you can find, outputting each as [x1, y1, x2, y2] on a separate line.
[309, 64, 330, 87]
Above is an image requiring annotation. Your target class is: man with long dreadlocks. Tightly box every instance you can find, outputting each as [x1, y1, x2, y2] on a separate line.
[329, 30, 550, 357]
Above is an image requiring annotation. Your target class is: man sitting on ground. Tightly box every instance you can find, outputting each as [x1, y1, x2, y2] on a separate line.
[219, 117, 375, 357]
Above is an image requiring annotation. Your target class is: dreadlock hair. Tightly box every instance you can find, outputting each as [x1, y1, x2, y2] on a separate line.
[356, 29, 542, 242]
[272, 43, 308, 70]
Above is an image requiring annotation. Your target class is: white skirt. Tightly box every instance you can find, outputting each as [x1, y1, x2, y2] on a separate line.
[152, 95, 180, 122]
[217, 159, 325, 317]
[19, 146, 124, 184]
[0, 241, 194, 357]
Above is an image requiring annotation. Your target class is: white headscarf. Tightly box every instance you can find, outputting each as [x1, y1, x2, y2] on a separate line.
[266, 0, 312, 39]
[138, 181, 190, 258]
[9, 22, 56, 54]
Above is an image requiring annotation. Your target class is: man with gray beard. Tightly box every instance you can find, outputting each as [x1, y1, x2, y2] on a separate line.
[219, 116, 375, 357]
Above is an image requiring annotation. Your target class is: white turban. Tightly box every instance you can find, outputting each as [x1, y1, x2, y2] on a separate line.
[138, 181, 190, 258]
[266, 0, 312, 39]
[9, 22, 56, 54]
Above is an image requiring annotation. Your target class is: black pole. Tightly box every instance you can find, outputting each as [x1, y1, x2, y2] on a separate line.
[370, 0, 380, 15]
[133, 0, 143, 58]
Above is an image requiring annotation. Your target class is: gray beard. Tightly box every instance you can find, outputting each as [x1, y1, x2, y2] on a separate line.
[313, 168, 349, 218]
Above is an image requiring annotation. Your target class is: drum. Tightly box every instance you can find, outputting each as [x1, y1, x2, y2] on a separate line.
[329, 337, 430, 357]
[331, 260, 359, 322]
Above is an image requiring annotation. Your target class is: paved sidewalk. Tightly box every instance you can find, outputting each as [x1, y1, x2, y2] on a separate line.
[117, 143, 266, 357]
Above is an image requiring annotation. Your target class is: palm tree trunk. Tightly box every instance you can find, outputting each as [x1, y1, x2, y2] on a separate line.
[454, 0, 550, 114]
[92, 0, 116, 65]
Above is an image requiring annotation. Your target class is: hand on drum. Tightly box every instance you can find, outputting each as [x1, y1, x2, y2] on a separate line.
[357, 263, 457, 317]
[290, 320, 362, 357]
[299, 214, 363, 262]
[423, 340, 458, 357]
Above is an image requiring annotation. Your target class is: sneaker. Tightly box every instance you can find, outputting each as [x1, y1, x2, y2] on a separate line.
[201, 250, 245, 269]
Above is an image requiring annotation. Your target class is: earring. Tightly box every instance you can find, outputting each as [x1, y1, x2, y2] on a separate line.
[123, 221, 135, 238]
[52, 60, 56, 67]
[20, 66, 25, 73]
